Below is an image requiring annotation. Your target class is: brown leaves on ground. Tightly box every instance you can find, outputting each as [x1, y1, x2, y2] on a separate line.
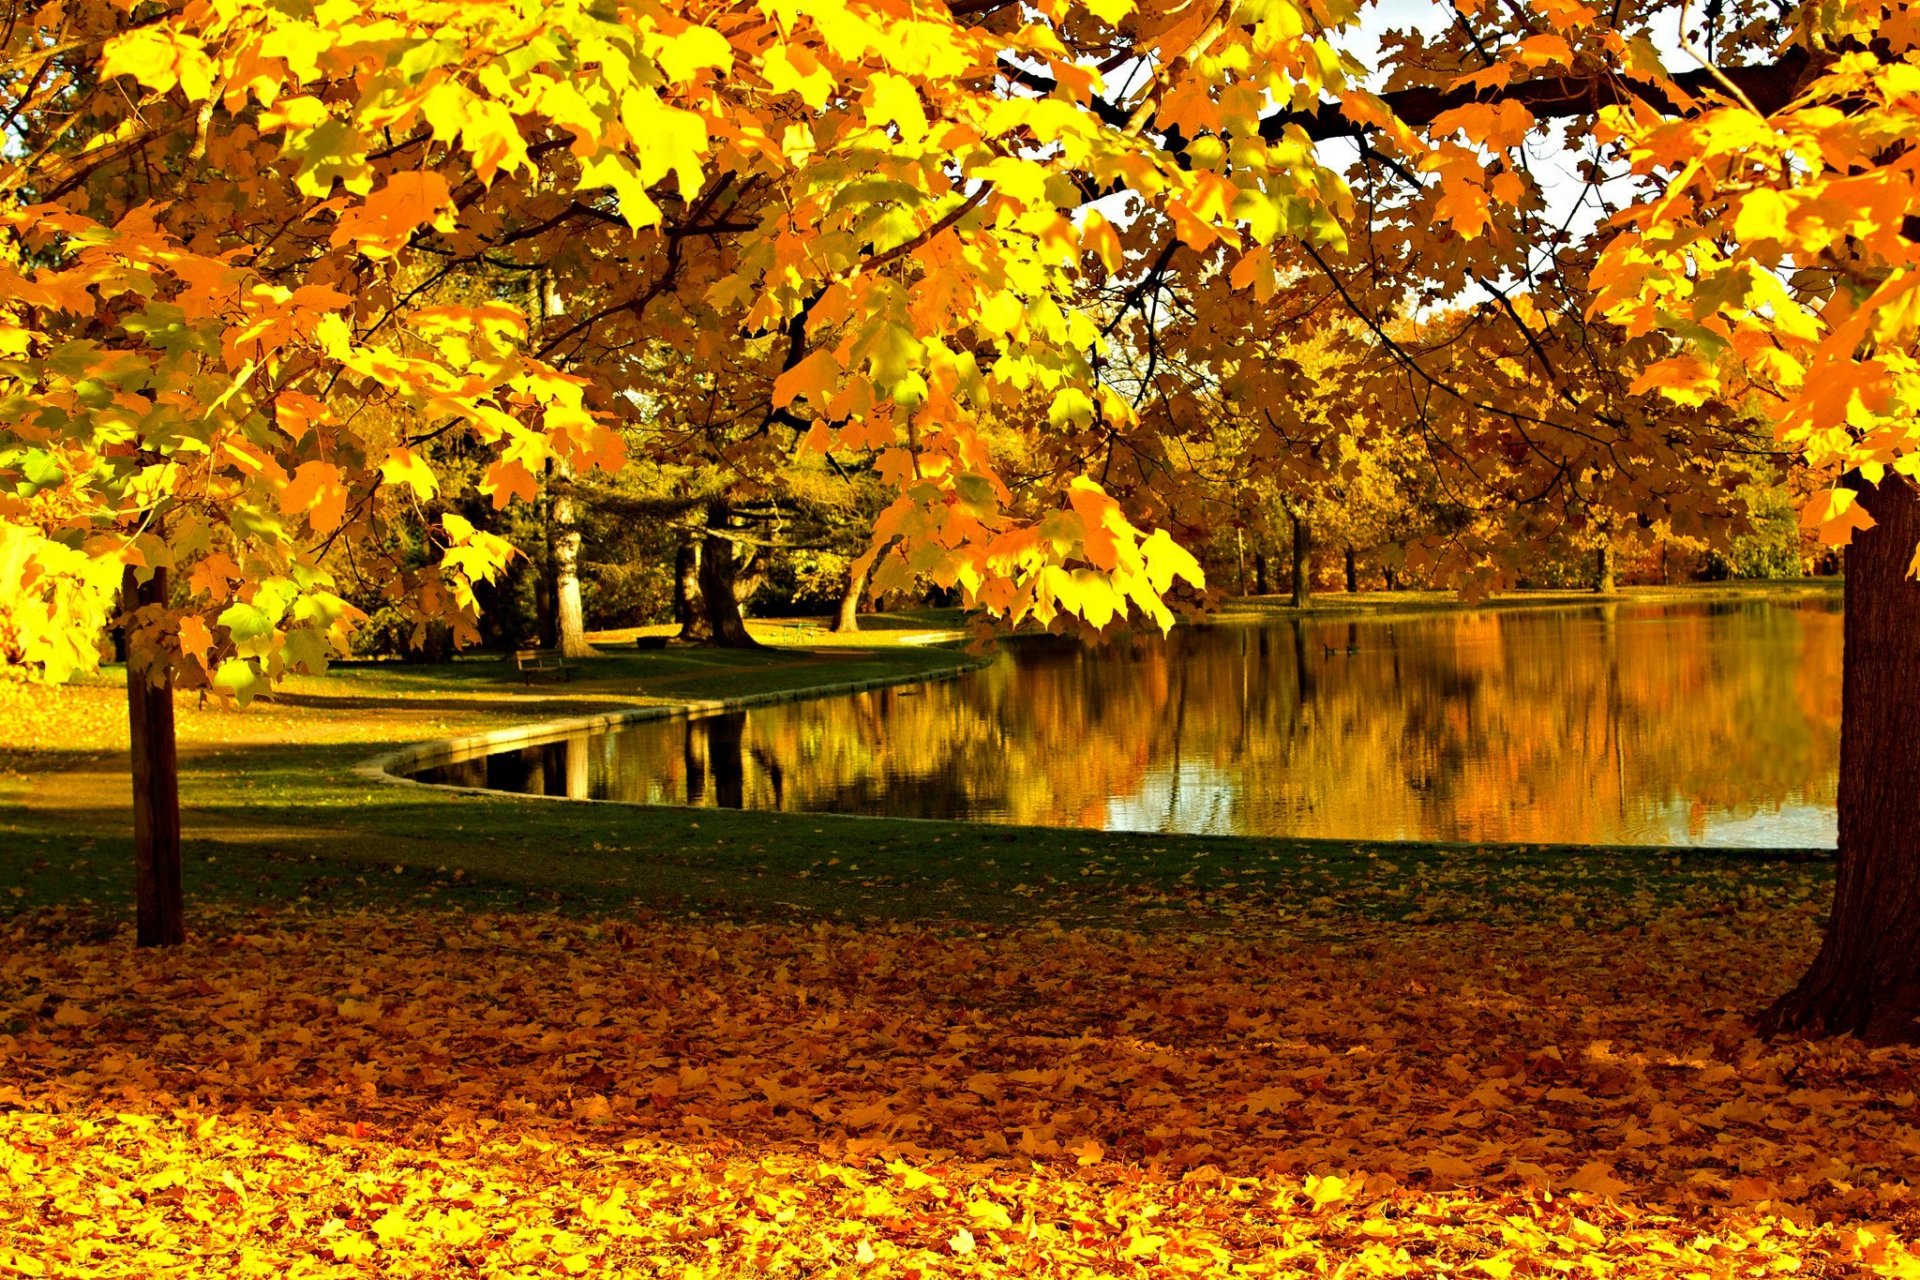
[1, 898, 1916, 1278]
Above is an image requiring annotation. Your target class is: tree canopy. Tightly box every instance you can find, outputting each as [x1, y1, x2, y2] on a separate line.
[5, 0, 1909, 689]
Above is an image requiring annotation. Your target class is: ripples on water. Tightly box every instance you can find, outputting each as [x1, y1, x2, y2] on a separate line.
[407, 596, 1842, 848]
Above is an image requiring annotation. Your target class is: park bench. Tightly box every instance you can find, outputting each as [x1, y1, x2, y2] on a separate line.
[513, 647, 572, 684]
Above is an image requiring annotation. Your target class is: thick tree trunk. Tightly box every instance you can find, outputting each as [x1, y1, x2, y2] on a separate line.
[674, 538, 710, 643]
[1595, 541, 1615, 594]
[124, 567, 184, 948]
[698, 501, 762, 649]
[1762, 477, 1920, 1043]
[1290, 513, 1312, 609]
[1344, 545, 1358, 593]
[547, 471, 594, 659]
[831, 557, 871, 633]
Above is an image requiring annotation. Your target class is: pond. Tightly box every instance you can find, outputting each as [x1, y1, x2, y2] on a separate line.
[405, 596, 1843, 848]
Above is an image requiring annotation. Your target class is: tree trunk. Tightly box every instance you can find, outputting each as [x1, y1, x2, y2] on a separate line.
[547, 469, 594, 658]
[533, 560, 556, 649]
[699, 501, 761, 649]
[124, 567, 184, 948]
[1290, 513, 1312, 609]
[1253, 551, 1270, 597]
[674, 537, 710, 643]
[1595, 541, 1615, 594]
[1344, 545, 1358, 593]
[1761, 477, 1920, 1042]
[831, 557, 871, 633]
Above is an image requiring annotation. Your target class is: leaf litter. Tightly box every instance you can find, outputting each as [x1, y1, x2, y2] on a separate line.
[1, 885, 1915, 1277]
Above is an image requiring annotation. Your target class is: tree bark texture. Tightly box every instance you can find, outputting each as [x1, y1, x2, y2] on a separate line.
[698, 501, 761, 649]
[1762, 477, 1920, 1042]
[1344, 546, 1358, 593]
[1595, 541, 1615, 594]
[831, 556, 871, 633]
[124, 567, 185, 948]
[547, 471, 594, 658]
[674, 538, 710, 643]
[1290, 514, 1312, 609]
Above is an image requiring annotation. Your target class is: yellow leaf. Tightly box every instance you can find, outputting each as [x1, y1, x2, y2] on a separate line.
[281, 461, 348, 534]
[178, 614, 214, 669]
[379, 448, 438, 500]
[328, 172, 454, 258]
[1305, 1173, 1351, 1208]
[652, 25, 733, 84]
[773, 349, 841, 409]
[867, 73, 929, 145]
[370, 1208, 409, 1244]
[1081, 211, 1123, 272]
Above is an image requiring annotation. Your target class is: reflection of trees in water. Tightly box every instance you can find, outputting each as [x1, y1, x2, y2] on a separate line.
[415, 602, 1841, 843]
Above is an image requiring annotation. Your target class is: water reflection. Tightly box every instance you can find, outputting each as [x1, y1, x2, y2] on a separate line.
[409, 598, 1842, 847]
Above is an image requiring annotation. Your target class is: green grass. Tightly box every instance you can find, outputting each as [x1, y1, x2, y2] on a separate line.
[0, 595, 1837, 937]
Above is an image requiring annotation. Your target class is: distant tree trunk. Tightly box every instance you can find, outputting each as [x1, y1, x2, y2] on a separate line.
[1384, 564, 1400, 591]
[699, 501, 761, 648]
[1762, 478, 1920, 1043]
[831, 557, 871, 633]
[1344, 545, 1358, 593]
[675, 537, 710, 643]
[401, 622, 453, 664]
[533, 556, 556, 649]
[124, 567, 184, 948]
[547, 469, 593, 658]
[1253, 551, 1270, 597]
[1595, 541, 1616, 594]
[1290, 513, 1312, 609]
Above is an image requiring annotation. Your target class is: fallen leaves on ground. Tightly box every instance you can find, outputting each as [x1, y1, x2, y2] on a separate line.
[2, 896, 1916, 1277]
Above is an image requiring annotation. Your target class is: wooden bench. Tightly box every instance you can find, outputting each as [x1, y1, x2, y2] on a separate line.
[513, 648, 572, 684]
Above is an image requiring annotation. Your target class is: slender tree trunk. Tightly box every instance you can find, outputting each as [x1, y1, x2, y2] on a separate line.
[1595, 540, 1615, 594]
[533, 561, 556, 649]
[674, 537, 710, 643]
[1290, 513, 1312, 609]
[1762, 477, 1920, 1042]
[547, 469, 594, 658]
[1384, 564, 1400, 591]
[699, 501, 761, 649]
[1344, 545, 1358, 593]
[124, 567, 184, 948]
[1253, 551, 1270, 597]
[831, 557, 871, 633]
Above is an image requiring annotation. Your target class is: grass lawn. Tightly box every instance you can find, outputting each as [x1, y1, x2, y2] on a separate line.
[7, 589, 1914, 1280]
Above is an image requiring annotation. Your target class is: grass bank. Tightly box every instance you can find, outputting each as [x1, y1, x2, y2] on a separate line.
[2, 589, 1834, 936]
